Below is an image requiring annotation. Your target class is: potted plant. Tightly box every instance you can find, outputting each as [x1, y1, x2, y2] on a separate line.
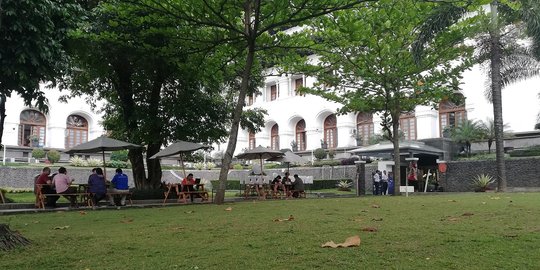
[471, 174, 495, 192]
[28, 134, 40, 147]
[336, 180, 352, 191]
[320, 139, 328, 149]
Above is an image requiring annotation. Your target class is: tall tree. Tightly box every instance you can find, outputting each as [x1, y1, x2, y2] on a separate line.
[288, 0, 473, 195]
[413, 0, 538, 192]
[479, 118, 511, 153]
[64, 1, 235, 189]
[0, 0, 81, 147]
[135, 0, 376, 203]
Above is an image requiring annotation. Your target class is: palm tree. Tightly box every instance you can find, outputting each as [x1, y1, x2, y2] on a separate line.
[479, 118, 511, 153]
[412, 0, 540, 192]
[451, 120, 485, 157]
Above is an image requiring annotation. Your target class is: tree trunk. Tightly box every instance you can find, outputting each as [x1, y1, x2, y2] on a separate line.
[0, 95, 6, 148]
[392, 118, 401, 195]
[145, 142, 163, 189]
[215, 0, 259, 204]
[129, 148, 148, 188]
[490, 1, 507, 191]
[0, 224, 31, 251]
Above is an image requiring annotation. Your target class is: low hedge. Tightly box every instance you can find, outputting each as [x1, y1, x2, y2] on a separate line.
[210, 180, 241, 190]
[131, 188, 168, 200]
[509, 145, 540, 157]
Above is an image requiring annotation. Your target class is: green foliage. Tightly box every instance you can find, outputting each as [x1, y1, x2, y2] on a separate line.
[194, 162, 205, 170]
[232, 164, 244, 170]
[509, 145, 540, 157]
[87, 158, 103, 167]
[314, 148, 327, 160]
[450, 120, 486, 155]
[110, 150, 129, 162]
[70, 156, 87, 167]
[206, 162, 216, 170]
[31, 148, 46, 159]
[336, 180, 352, 191]
[328, 149, 335, 159]
[46, 150, 61, 164]
[312, 160, 342, 167]
[210, 180, 241, 190]
[471, 174, 495, 191]
[0, 0, 82, 117]
[106, 160, 130, 169]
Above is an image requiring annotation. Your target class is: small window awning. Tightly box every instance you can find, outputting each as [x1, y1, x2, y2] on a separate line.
[349, 141, 444, 158]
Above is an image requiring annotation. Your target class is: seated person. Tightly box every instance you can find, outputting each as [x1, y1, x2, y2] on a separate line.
[177, 173, 197, 202]
[53, 167, 78, 207]
[88, 168, 107, 207]
[292, 174, 305, 198]
[108, 168, 130, 206]
[282, 172, 293, 196]
[35, 166, 58, 208]
[271, 175, 284, 193]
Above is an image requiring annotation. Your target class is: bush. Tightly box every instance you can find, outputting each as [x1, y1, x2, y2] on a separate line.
[314, 148, 326, 160]
[87, 158, 103, 167]
[312, 160, 341, 167]
[210, 180, 241, 190]
[106, 160, 130, 168]
[328, 149, 335, 159]
[509, 145, 540, 157]
[471, 174, 495, 192]
[232, 164, 243, 170]
[47, 150, 61, 163]
[32, 148, 46, 159]
[70, 156, 87, 167]
[206, 162, 216, 170]
[194, 162, 205, 170]
[110, 150, 129, 161]
[341, 157, 359, 165]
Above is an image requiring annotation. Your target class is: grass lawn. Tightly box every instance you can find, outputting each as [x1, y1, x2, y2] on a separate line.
[1, 193, 539, 269]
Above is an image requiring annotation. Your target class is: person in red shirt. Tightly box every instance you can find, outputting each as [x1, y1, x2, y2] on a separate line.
[176, 173, 197, 202]
[34, 167, 59, 208]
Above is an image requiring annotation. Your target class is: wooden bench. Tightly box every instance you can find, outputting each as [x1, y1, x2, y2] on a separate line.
[177, 190, 209, 204]
[288, 190, 306, 199]
[36, 184, 92, 209]
[106, 191, 133, 206]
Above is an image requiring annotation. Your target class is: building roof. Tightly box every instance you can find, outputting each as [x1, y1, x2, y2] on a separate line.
[350, 141, 444, 157]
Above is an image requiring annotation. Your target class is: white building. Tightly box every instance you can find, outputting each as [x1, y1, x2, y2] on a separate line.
[3, 84, 104, 161]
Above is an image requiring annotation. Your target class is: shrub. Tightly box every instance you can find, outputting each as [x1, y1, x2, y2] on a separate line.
[336, 180, 352, 191]
[509, 145, 540, 157]
[314, 148, 327, 160]
[232, 164, 243, 170]
[210, 180, 241, 190]
[341, 157, 359, 165]
[47, 150, 61, 164]
[206, 162, 216, 170]
[471, 174, 495, 192]
[194, 162, 205, 170]
[106, 160, 130, 168]
[328, 149, 335, 159]
[110, 150, 129, 161]
[32, 148, 46, 159]
[70, 156, 87, 167]
[312, 160, 341, 167]
[87, 158, 103, 167]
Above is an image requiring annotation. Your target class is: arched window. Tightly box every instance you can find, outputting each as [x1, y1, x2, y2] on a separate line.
[324, 114, 338, 148]
[399, 112, 417, 141]
[295, 119, 306, 151]
[356, 113, 373, 146]
[65, 115, 88, 148]
[19, 110, 46, 147]
[271, 124, 280, 150]
[439, 95, 466, 137]
[249, 132, 256, 150]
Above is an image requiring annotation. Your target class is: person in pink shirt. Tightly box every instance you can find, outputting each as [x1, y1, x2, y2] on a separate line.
[53, 167, 77, 207]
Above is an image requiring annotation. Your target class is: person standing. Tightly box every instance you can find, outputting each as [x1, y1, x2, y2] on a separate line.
[292, 174, 305, 198]
[373, 170, 381, 195]
[88, 168, 107, 208]
[53, 167, 77, 208]
[109, 168, 130, 206]
[381, 170, 389, 195]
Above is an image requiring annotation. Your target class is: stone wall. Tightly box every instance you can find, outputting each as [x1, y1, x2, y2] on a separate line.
[439, 158, 540, 192]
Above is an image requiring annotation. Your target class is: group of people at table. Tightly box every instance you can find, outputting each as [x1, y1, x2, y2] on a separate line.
[35, 166, 130, 208]
[247, 172, 305, 198]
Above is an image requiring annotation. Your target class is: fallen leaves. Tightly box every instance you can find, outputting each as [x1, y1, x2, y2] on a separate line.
[361, 227, 378, 232]
[273, 215, 294, 222]
[120, 218, 133, 224]
[79, 211, 87, 215]
[184, 210, 195, 214]
[225, 207, 233, 211]
[321, 235, 361, 248]
[371, 204, 380, 208]
[53, 226, 70, 230]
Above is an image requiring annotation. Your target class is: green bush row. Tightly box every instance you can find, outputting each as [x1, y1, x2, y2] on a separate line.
[509, 145, 540, 157]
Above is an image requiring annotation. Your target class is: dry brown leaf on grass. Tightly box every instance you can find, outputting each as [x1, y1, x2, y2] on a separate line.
[273, 215, 295, 222]
[371, 218, 383, 221]
[120, 219, 133, 224]
[185, 210, 195, 214]
[447, 217, 460, 222]
[53, 225, 70, 230]
[79, 211, 87, 215]
[361, 227, 378, 232]
[462, 212, 474, 216]
[448, 200, 457, 202]
[321, 235, 361, 248]
[371, 204, 380, 208]
[225, 207, 233, 211]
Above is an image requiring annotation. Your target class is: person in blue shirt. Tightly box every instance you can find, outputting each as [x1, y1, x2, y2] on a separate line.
[108, 168, 130, 206]
[88, 167, 107, 207]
